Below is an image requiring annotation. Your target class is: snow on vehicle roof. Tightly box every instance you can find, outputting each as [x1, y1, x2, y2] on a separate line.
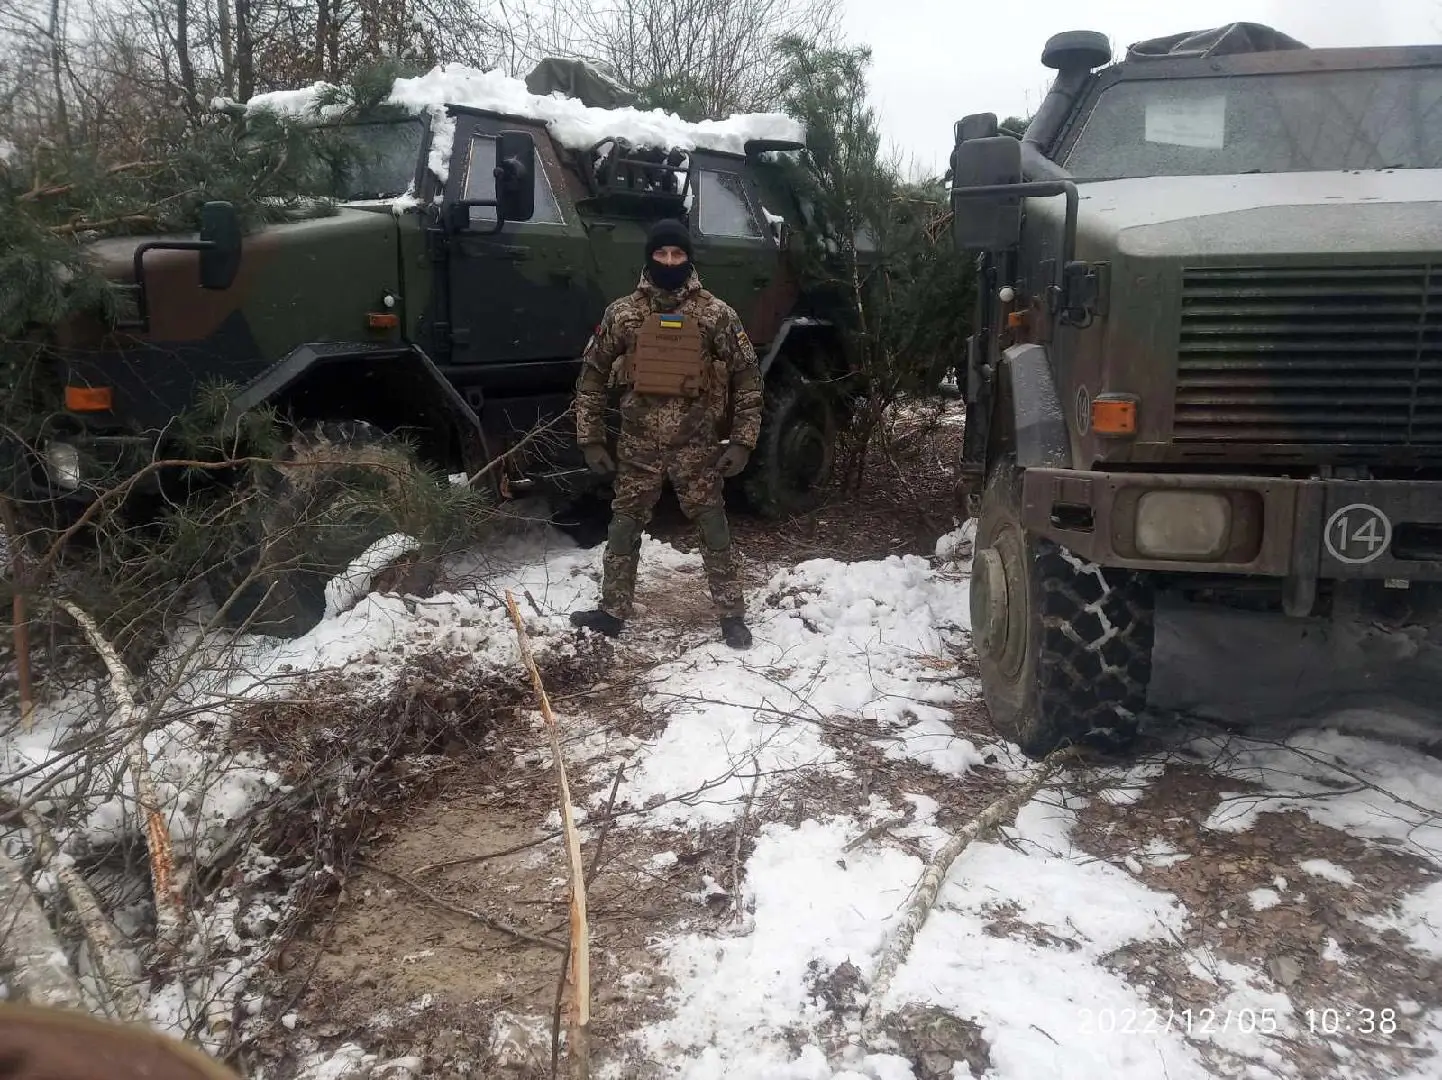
[242, 61, 806, 157]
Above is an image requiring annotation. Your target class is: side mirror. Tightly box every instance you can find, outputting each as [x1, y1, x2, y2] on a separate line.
[950, 135, 1023, 252]
[198, 201, 242, 290]
[956, 112, 999, 144]
[494, 130, 536, 223]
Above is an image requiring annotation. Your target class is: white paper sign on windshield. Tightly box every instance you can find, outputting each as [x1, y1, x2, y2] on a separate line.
[1144, 95, 1227, 148]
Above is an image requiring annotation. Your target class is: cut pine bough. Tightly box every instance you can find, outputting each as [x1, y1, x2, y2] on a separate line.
[505, 589, 592, 1080]
[860, 746, 1080, 1044]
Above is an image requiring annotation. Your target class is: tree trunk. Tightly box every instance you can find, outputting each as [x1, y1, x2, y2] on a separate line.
[175, 0, 198, 117]
[315, 0, 330, 80]
[235, 0, 254, 100]
[217, 0, 235, 96]
[47, 0, 69, 145]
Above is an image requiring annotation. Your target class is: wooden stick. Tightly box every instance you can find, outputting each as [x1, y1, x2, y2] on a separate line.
[505, 590, 590, 1080]
[0, 846, 87, 1009]
[862, 746, 1077, 1040]
[56, 600, 186, 955]
[0, 498, 36, 733]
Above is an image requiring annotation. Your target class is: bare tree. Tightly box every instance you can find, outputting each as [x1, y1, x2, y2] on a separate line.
[523, 0, 844, 119]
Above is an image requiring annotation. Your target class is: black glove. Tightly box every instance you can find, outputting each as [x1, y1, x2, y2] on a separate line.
[582, 444, 615, 475]
[716, 443, 750, 477]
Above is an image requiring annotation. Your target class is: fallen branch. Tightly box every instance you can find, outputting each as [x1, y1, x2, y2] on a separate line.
[0, 847, 87, 1009]
[21, 808, 143, 1021]
[57, 599, 186, 956]
[730, 767, 760, 925]
[843, 802, 916, 854]
[50, 212, 156, 235]
[506, 590, 590, 1080]
[20, 158, 164, 201]
[861, 746, 1078, 1040]
[357, 861, 565, 952]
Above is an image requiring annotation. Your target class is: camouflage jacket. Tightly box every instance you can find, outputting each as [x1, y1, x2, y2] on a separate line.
[573, 270, 764, 449]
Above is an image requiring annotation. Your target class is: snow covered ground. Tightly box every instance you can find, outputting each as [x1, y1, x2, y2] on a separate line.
[7, 509, 1442, 1080]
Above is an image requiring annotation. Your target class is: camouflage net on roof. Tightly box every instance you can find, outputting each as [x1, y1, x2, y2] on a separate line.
[1126, 22, 1308, 62]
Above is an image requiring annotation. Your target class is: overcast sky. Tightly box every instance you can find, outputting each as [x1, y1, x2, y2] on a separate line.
[839, 0, 1442, 178]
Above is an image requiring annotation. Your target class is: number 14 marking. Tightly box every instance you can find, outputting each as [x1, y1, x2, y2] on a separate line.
[1323, 503, 1392, 565]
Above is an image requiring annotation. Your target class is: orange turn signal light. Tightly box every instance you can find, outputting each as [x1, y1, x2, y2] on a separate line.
[1006, 310, 1026, 329]
[367, 312, 399, 330]
[1091, 395, 1137, 436]
[65, 385, 112, 412]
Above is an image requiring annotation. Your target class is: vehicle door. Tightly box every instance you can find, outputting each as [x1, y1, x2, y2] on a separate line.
[443, 112, 596, 366]
[686, 152, 784, 340]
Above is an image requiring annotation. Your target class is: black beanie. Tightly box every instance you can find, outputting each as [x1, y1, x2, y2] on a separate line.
[645, 218, 693, 261]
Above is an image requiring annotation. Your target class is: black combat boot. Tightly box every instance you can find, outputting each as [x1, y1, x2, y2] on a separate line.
[570, 609, 624, 637]
[719, 616, 752, 649]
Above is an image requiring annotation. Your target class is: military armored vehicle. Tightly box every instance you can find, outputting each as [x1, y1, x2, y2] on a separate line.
[11, 61, 855, 631]
[948, 23, 1442, 757]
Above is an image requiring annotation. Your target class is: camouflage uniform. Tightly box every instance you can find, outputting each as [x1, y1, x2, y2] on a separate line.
[573, 264, 763, 630]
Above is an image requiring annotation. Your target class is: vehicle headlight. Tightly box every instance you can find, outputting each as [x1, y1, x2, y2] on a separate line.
[1134, 490, 1231, 560]
[44, 441, 81, 490]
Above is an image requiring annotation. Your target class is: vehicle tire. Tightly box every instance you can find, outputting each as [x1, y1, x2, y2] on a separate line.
[741, 365, 838, 520]
[207, 420, 412, 637]
[970, 456, 1154, 759]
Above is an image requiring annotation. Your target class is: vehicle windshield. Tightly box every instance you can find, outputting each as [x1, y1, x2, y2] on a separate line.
[325, 118, 425, 200]
[1062, 66, 1442, 180]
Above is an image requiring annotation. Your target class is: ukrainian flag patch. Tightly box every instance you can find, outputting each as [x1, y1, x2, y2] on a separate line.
[658, 313, 685, 329]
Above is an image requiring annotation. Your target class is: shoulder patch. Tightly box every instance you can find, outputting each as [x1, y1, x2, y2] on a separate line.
[737, 327, 752, 350]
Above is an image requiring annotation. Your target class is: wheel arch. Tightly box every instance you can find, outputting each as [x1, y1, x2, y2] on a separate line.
[220, 342, 493, 480]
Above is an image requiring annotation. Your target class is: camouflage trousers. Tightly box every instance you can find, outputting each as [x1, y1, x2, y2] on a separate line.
[599, 429, 744, 620]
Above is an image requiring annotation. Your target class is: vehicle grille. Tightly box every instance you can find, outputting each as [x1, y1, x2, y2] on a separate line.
[1174, 264, 1442, 444]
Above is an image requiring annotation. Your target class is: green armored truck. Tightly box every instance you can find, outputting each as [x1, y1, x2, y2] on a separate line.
[948, 23, 1442, 757]
[11, 62, 855, 631]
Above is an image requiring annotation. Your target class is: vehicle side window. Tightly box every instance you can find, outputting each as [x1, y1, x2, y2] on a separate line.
[463, 134, 565, 224]
[696, 169, 764, 239]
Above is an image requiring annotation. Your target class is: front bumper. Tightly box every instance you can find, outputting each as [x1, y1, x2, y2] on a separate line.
[1022, 468, 1442, 583]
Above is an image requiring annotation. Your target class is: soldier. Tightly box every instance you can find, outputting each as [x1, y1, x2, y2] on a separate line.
[569, 218, 763, 649]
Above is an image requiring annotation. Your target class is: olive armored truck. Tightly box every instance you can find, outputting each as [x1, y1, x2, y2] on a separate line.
[11, 62, 854, 631]
[948, 23, 1442, 757]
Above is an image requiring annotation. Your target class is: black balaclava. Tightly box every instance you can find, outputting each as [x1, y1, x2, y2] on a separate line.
[644, 218, 694, 292]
